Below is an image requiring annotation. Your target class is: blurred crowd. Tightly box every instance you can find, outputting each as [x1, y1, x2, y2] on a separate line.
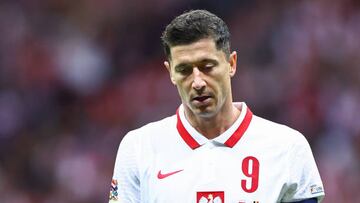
[0, 0, 359, 202]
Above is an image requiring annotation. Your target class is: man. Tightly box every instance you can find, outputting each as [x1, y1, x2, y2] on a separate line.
[109, 10, 325, 202]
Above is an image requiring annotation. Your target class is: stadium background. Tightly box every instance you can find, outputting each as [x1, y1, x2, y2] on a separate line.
[0, 0, 359, 202]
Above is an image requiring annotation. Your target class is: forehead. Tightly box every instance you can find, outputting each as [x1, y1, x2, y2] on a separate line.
[170, 38, 225, 64]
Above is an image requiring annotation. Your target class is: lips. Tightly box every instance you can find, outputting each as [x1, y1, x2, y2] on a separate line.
[193, 95, 211, 102]
[191, 93, 214, 106]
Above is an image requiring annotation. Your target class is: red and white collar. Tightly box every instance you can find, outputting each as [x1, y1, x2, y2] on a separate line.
[176, 102, 253, 149]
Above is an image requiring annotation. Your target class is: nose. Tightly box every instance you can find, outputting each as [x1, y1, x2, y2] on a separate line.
[191, 68, 206, 90]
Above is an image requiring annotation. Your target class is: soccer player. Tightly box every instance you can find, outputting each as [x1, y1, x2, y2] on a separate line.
[109, 10, 324, 203]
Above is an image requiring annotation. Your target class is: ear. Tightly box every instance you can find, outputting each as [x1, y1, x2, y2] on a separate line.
[164, 61, 176, 85]
[229, 51, 237, 77]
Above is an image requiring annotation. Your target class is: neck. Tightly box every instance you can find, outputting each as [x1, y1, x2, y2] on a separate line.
[184, 101, 241, 139]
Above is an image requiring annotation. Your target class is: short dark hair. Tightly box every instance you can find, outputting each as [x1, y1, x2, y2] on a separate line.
[161, 10, 231, 60]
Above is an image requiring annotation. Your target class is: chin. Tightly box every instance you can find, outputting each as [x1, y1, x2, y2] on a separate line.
[193, 107, 216, 118]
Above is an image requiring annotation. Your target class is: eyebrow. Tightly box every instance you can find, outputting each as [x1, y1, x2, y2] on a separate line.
[174, 58, 218, 69]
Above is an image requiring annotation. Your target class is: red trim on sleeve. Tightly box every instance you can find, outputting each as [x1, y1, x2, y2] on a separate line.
[176, 109, 201, 149]
[224, 108, 253, 148]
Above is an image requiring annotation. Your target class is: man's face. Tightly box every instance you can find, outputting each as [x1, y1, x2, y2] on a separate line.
[165, 38, 237, 118]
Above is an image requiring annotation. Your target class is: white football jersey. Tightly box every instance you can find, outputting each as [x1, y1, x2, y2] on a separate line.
[109, 103, 324, 203]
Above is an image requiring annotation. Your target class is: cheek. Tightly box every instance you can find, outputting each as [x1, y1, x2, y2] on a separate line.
[175, 77, 192, 90]
[214, 75, 231, 95]
[175, 83, 189, 98]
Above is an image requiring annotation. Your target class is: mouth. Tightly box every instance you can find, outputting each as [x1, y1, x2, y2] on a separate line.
[192, 95, 212, 103]
[193, 96, 210, 102]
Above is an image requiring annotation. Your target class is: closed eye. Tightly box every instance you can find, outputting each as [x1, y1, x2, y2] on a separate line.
[175, 64, 192, 75]
[199, 59, 218, 72]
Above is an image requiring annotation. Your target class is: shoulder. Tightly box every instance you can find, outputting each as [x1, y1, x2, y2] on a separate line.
[129, 114, 176, 136]
[250, 114, 304, 138]
[250, 114, 316, 170]
[114, 114, 177, 165]
[121, 114, 177, 145]
[249, 114, 308, 147]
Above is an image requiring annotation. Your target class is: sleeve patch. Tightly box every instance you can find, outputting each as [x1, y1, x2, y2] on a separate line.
[310, 184, 323, 194]
[109, 179, 119, 201]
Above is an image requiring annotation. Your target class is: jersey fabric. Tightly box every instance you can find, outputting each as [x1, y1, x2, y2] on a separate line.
[109, 102, 325, 203]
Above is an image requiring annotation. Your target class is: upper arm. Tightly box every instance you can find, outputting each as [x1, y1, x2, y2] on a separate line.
[109, 133, 141, 203]
[281, 132, 325, 202]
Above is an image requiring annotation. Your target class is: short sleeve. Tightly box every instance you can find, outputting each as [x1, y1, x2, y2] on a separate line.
[281, 132, 325, 202]
[109, 132, 141, 203]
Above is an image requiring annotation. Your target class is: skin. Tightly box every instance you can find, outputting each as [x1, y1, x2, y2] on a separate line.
[164, 38, 240, 139]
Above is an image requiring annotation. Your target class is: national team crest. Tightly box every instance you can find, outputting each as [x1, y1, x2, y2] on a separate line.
[109, 179, 119, 201]
[197, 191, 224, 203]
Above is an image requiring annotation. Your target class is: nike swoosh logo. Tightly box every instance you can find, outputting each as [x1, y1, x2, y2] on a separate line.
[157, 169, 184, 179]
